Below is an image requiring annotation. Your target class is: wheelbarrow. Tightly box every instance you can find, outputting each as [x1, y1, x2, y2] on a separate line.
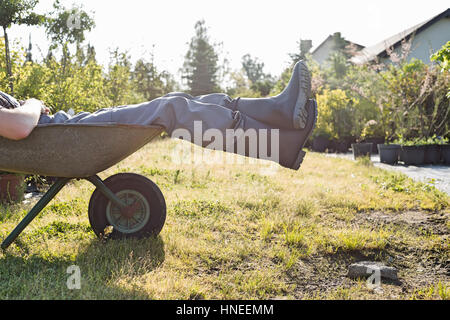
[0, 123, 166, 249]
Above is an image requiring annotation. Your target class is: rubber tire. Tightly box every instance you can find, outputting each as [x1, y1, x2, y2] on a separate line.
[88, 173, 166, 239]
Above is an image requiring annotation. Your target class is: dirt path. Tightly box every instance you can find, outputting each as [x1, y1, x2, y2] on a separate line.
[325, 153, 450, 195]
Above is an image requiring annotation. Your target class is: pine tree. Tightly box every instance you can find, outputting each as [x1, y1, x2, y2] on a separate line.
[133, 56, 175, 101]
[182, 20, 221, 96]
[327, 32, 350, 80]
[26, 34, 32, 63]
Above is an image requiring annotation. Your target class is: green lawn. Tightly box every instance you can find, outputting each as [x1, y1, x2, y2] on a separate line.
[0, 138, 448, 299]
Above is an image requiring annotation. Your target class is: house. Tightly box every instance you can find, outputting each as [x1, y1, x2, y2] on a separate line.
[351, 8, 450, 65]
[311, 32, 365, 64]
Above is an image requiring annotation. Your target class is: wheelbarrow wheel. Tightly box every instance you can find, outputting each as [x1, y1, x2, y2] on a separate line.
[88, 173, 166, 240]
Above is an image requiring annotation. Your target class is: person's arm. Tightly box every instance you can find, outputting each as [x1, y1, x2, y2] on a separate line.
[0, 99, 48, 140]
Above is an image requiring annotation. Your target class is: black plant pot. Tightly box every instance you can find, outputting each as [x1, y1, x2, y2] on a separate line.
[377, 144, 400, 165]
[352, 143, 373, 159]
[442, 144, 450, 165]
[312, 136, 330, 153]
[424, 144, 442, 165]
[363, 137, 385, 154]
[400, 145, 425, 165]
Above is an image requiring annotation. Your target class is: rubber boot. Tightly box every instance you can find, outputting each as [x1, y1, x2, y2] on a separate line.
[234, 61, 311, 130]
[224, 99, 317, 170]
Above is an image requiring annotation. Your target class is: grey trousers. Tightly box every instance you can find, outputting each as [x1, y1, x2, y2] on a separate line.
[39, 93, 243, 140]
[38, 92, 314, 169]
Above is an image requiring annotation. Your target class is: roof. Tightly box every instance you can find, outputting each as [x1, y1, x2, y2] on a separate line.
[311, 34, 365, 56]
[351, 8, 450, 64]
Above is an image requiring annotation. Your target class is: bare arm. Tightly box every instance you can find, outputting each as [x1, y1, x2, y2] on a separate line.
[0, 99, 48, 140]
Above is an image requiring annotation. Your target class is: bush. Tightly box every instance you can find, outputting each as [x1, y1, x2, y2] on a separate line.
[315, 89, 354, 140]
[360, 120, 385, 140]
[1, 38, 176, 114]
[381, 59, 449, 140]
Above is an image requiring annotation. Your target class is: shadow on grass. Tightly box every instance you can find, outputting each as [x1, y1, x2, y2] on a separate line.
[0, 235, 166, 299]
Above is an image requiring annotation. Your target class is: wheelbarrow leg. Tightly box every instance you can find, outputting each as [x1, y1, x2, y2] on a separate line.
[1, 177, 71, 250]
[85, 175, 127, 208]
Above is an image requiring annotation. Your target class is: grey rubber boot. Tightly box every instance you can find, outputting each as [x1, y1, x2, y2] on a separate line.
[234, 60, 311, 130]
[227, 99, 318, 170]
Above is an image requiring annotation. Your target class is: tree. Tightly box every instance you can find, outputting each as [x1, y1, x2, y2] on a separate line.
[105, 48, 135, 106]
[241, 54, 265, 83]
[0, 0, 44, 94]
[182, 20, 221, 96]
[43, 0, 94, 108]
[240, 54, 275, 96]
[25, 34, 32, 63]
[328, 51, 348, 80]
[45, 0, 95, 74]
[331, 33, 347, 52]
[133, 55, 175, 101]
[325, 33, 352, 83]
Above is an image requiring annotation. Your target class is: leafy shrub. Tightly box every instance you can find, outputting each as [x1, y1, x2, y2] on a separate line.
[381, 59, 449, 140]
[431, 41, 450, 99]
[315, 89, 354, 140]
[360, 120, 385, 140]
[431, 41, 450, 72]
[1, 38, 176, 114]
[393, 135, 449, 146]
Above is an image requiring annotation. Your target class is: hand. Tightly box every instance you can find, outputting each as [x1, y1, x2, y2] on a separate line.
[37, 100, 51, 114]
[23, 98, 50, 114]
[41, 105, 50, 114]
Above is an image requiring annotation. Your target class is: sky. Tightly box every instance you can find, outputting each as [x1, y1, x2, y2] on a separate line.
[6, 0, 450, 81]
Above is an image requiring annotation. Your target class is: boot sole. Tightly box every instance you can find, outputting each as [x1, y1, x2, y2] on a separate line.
[290, 99, 318, 170]
[292, 61, 312, 130]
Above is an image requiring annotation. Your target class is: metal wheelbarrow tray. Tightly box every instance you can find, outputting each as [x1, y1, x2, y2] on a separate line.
[0, 123, 166, 249]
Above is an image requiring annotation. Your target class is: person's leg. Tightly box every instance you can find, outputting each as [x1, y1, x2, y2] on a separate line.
[233, 99, 317, 170]
[106, 96, 316, 170]
[162, 92, 195, 100]
[106, 96, 242, 138]
[233, 61, 311, 130]
[163, 92, 234, 108]
[43, 96, 316, 170]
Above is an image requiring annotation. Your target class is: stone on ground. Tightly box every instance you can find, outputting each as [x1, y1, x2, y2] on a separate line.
[347, 261, 398, 281]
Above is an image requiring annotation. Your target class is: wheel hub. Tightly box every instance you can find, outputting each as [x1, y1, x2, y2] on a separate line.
[106, 190, 151, 234]
[120, 201, 142, 219]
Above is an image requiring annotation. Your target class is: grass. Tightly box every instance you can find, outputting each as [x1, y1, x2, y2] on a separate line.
[0, 137, 448, 299]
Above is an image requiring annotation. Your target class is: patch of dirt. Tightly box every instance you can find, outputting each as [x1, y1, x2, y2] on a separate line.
[357, 210, 449, 235]
[286, 248, 448, 299]
[285, 208, 449, 298]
